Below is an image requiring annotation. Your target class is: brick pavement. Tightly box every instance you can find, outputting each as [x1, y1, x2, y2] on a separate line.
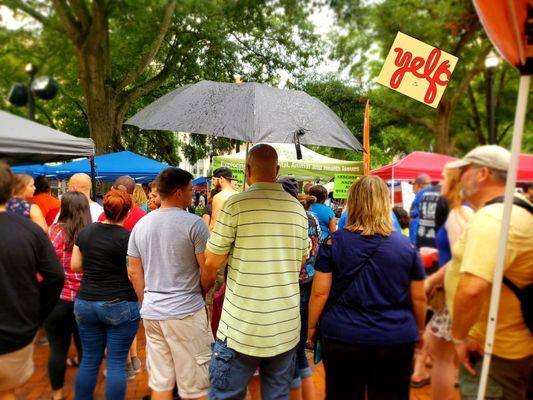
[15, 327, 459, 399]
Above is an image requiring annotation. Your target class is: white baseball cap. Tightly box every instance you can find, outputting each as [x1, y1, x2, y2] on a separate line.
[446, 145, 510, 172]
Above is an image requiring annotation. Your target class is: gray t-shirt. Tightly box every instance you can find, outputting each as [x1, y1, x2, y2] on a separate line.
[127, 207, 209, 320]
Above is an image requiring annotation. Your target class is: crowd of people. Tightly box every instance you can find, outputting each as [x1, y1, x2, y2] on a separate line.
[0, 143, 531, 400]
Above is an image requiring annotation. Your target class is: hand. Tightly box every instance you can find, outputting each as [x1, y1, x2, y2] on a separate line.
[454, 338, 483, 376]
[307, 326, 317, 349]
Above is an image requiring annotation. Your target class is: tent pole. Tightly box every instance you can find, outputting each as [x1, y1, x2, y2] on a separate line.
[243, 142, 250, 192]
[89, 156, 97, 202]
[476, 75, 530, 400]
[391, 167, 395, 206]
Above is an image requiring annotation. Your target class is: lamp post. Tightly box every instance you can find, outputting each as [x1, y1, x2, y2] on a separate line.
[485, 50, 500, 144]
[7, 63, 58, 121]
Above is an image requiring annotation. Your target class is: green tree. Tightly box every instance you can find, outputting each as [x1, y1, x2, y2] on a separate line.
[1, 0, 321, 156]
[329, 0, 506, 155]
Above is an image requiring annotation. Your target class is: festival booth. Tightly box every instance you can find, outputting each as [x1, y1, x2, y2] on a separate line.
[0, 110, 94, 166]
[212, 143, 363, 188]
[370, 151, 458, 181]
[47, 151, 171, 183]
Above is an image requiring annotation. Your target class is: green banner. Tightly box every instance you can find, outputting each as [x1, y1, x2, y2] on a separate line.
[333, 173, 359, 199]
[211, 162, 245, 190]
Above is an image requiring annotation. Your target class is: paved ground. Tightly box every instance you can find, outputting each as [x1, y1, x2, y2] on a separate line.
[16, 327, 459, 399]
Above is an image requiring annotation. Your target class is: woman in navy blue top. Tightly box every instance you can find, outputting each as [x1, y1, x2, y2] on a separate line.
[308, 175, 426, 400]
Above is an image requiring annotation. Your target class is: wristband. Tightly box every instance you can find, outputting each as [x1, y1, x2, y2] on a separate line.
[451, 336, 466, 345]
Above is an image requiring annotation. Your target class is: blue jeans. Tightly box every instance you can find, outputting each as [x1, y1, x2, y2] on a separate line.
[208, 339, 297, 400]
[74, 299, 140, 400]
[291, 283, 312, 389]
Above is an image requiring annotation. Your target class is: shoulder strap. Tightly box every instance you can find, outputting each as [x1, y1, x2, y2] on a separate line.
[502, 276, 523, 299]
[484, 196, 533, 214]
[324, 235, 383, 314]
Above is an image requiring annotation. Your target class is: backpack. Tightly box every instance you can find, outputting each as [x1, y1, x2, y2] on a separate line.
[484, 196, 533, 333]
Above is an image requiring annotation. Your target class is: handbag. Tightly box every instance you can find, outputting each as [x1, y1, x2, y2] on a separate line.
[314, 235, 383, 363]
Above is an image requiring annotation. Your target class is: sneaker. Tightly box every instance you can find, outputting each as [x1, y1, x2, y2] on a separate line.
[103, 364, 136, 381]
[131, 356, 142, 374]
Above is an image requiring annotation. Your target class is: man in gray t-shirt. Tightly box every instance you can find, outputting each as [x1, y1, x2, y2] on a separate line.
[127, 168, 212, 400]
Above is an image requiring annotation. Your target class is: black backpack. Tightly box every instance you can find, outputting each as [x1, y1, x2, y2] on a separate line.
[484, 196, 533, 333]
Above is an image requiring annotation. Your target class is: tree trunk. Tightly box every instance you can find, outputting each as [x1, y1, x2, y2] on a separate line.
[434, 100, 452, 154]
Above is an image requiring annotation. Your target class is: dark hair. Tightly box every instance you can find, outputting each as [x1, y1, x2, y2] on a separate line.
[155, 168, 193, 200]
[57, 192, 92, 251]
[524, 182, 533, 192]
[34, 175, 51, 195]
[103, 190, 132, 223]
[309, 185, 328, 203]
[393, 206, 410, 230]
[0, 162, 13, 205]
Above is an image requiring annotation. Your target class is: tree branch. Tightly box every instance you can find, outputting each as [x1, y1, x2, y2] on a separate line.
[68, 0, 91, 34]
[86, 0, 106, 50]
[51, 0, 82, 46]
[1, 0, 51, 26]
[466, 83, 486, 144]
[449, 45, 491, 110]
[115, 0, 177, 92]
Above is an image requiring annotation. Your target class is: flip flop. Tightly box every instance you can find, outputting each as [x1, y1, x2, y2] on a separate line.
[66, 357, 79, 367]
[410, 376, 431, 388]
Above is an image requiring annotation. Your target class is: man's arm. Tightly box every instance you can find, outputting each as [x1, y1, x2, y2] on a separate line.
[452, 272, 491, 375]
[127, 256, 145, 305]
[204, 250, 228, 291]
[452, 272, 491, 340]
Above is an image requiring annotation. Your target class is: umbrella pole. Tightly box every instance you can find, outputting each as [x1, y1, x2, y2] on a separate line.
[243, 142, 250, 192]
[89, 156, 97, 202]
[476, 75, 530, 400]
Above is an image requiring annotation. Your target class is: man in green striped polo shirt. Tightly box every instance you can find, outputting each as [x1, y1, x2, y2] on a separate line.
[204, 144, 309, 400]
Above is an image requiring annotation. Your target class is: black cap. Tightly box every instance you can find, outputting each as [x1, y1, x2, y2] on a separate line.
[277, 176, 299, 199]
[209, 167, 237, 180]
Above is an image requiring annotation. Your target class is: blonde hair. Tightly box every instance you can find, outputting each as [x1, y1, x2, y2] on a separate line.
[132, 184, 148, 207]
[297, 194, 317, 211]
[345, 175, 393, 236]
[442, 166, 462, 210]
[12, 174, 33, 197]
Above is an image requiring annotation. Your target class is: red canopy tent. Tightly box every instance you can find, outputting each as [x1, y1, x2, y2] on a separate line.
[517, 153, 533, 182]
[370, 151, 457, 181]
[371, 152, 533, 182]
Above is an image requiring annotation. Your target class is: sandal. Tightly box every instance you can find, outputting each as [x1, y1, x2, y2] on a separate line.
[410, 376, 431, 388]
[66, 357, 79, 367]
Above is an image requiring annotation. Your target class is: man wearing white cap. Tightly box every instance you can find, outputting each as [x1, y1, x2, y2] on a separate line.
[444, 145, 533, 400]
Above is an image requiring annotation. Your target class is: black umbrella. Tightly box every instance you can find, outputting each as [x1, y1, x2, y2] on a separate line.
[126, 80, 363, 157]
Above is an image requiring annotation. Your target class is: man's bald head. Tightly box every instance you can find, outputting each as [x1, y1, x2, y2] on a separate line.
[245, 144, 279, 184]
[68, 173, 92, 199]
[114, 176, 136, 195]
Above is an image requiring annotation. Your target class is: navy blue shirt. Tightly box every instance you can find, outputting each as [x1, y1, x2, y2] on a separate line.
[315, 229, 425, 345]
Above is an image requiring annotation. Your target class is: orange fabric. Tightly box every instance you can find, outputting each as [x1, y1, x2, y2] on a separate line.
[473, 0, 528, 68]
[29, 193, 60, 225]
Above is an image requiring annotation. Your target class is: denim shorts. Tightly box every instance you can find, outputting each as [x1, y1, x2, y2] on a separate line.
[209, 339, 297, 400]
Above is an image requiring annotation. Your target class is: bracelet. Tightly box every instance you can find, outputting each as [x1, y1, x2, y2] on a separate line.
[451, 336, 466, 345]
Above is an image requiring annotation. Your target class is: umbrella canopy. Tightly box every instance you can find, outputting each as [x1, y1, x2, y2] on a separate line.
[370, 151, 457, 181]
[50, 151, 170, 183]
[213, 143, 363, 180]
[126, 80, 363, 152]
[0, 110, 94, 165]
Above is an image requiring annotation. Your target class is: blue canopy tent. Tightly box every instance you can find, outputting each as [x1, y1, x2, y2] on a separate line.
[11, 164, 56, 177]
[192, 176, 208, 186]
[43, 151, 171, 183]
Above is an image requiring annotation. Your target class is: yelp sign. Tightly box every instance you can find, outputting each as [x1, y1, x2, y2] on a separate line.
[378, 32, 458, 108]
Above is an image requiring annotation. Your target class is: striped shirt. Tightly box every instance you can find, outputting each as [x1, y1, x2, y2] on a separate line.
[207, 182, 309, 357]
